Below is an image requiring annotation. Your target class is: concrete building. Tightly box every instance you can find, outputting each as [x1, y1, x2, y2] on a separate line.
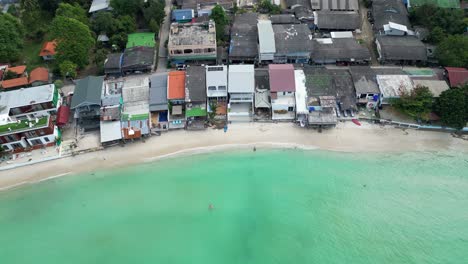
[269, 64, 296, 120]
[121, 78, 150, 139]
[206, 65, 228, 119]
[167, 71, 186, 129]
[100, 80, 123, 145]
[257, 20, 276, 63]
[228, 65, 255, 122]
[185, 66, 207, 130]
[0, 85, 60, 153]
[168, 21, 217, 64]
[376, 74, 414, 104]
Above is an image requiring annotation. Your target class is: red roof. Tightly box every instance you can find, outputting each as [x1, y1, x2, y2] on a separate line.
[39, 41, 57, 57]
[1, 77, 29, 89]
[268, 64, 295, 92]
[168, 71, 186, 99]
[445, 67, 468, 87]
[56, 106, 70, 127]
[7, 65, 27, 75]
[29, 67, 49, 84]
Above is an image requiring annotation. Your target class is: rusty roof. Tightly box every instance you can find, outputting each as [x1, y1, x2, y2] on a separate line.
[168, 71, 186, 100]
[29, 67, 49, 84]
[1, 77, 29, 89]
[39, 41, 57, 57]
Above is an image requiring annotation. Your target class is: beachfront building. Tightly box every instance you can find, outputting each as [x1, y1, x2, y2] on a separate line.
[185, 66, 207, 130]
[254, 68, 271, 120]
[167, 71, 186, 129]
[206, 65, 228, 120]
[70, 76, 105, 131]
[257, 20, 276, 64]
[269, 64, 296, 120]
[294, 69, 308, 126]
[100, 80, 123, 145]
[168, 21, 217, 65]
[0, 84, 60, 153]
[121, 78, 151, 139]
[376, 74, 414, 105]
[227, 65, 255, 122]
[149, 73, 169, 131]
[349, 66, 381, 108]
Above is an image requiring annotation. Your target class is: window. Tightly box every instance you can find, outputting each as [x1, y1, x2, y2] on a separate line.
[183, 49, 193, 54]
[208, 86, 217, 90]
[11, 143, 23, 149]
[2, 145, 10, 151]
[360, 94, 367, 99]
[30, 139, 43, 146]
[44, 137, 50, 143]
[288, 107, 294, 112]
[218, 86, 226, 90]
[5, 135, 18, 142]
[174, 50, 183, 54]
[194, 49, 202, 54]
[207, 48, 215, 52]
[207, 67, 223, 72]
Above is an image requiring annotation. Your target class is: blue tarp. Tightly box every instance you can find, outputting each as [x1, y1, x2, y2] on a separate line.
[159, 111, 168, 122]
[172, 9, 194, 21]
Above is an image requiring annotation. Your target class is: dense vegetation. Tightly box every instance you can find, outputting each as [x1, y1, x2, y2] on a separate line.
[0, 14, 24, 62]
[393, 86, 434, 121]
[210, 5, 229, 44]
[410, 4, 468, 67]
[435, 85, 468, 129]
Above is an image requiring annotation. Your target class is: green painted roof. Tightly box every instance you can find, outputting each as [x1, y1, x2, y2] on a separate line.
[0, 116, 49, 135]
[410, 0, 460, 8]
[126, 33, 156, 48]
[121, 113, 149, 121]
[186, 107, 207, 117]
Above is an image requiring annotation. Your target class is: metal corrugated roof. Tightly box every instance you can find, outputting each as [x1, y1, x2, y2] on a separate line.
[71, 76, 104, 109]
[228, 65, 255, 94]
[257, 20, 276, 54]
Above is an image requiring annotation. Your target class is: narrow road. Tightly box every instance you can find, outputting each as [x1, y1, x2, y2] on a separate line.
[156, 0, 172, 73]
[358, 4, 379, 65]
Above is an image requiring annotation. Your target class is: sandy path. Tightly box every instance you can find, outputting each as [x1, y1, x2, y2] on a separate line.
[1, 122, 467, 190]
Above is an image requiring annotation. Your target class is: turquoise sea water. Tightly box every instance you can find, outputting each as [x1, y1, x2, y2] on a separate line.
[0, 149, 468, 263]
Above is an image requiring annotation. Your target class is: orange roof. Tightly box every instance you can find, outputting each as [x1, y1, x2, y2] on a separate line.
[1, 77, 29, 89]
[168, 71, 186, 99]
[29, 67, 49, 84]
[7, 65, 27, 75]
[39, 41, 57, 57]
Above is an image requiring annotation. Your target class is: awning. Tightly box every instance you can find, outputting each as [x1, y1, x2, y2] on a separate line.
[56, 105, 70, 127]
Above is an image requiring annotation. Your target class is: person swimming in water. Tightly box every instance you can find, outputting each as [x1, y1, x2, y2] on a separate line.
[209, 204, 214, 210]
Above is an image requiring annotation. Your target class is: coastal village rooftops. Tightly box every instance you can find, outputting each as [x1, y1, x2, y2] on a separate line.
[39, 41, 57, 57]
[89, 0, 110, 12]
[313, 11, 360, 30]
[269, 64, 295, 92]
[126, 33, 156, 49]
[255, 69, 271, 108]
[350, 66, 406, 95]
[104, 53, 123, 71]
[372, 0, 410, 31]
[169, 21, 216, 47]
[257, 20, 276, 54]
[122, 78, 150, 114]
[29, 67, 49, 84]
[6, 65, 26, 75]
[71, 76, 104, 109]
[149, 73, 168, 111]
[445, 67, 468, 87]
[376, 35, 427, 61]
[228, 65, 255, 93]
[1, 77, 29, 89]
[304, 67, 334, 97]
[168, 71, 186, 100]
[310, 0, 359, 10]
[185, 66, 206, 102]
[0, 84, 56, 118]
[312, 38, 371, 62]
[229, 13, 258, 59]
[412, 79, 449, 97]
[273, 24, 313, 55]
[376, 75, 414, 98]
[270, 14, 300, 24]
[295, 70, 308, 114]
[206, 65, 228, 97]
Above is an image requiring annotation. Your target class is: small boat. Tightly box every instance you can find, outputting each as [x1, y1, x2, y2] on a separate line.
[351, 119, 361, 126]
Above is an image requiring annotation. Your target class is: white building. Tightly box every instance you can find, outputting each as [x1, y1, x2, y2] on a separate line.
[206, 65, 228, 118]
[383, 22, 408, 36]
[257, 20, 276, 63]
[269, 64, 296, 120]
[376, 75, 413, 104]
[294, 69, 308, 126]
[228, 65, 255, 122]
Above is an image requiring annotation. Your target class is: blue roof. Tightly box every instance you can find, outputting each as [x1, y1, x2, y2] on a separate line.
[172, 9, 194, 21]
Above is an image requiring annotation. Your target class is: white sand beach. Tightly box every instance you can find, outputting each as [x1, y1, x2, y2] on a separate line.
[1, 122, 467, 190]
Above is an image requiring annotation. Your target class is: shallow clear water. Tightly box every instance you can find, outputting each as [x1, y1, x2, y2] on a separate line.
[0, 149, 467, 263]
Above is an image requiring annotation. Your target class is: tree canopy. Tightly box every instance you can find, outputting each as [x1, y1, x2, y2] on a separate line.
[110, 0, 143, 16]
[49, 16, 95, 68]
[435, 85, 468, 129]
[59, 60, 77, 79]
[56, 3, 88, 25]
[142, 0, 166, 26]
[435, 35, 468, 68]
[0, 14, 25, 62]
[257, 0, 281, 14]
[393, 85, 434, 121]
[210, 5, 228, 43]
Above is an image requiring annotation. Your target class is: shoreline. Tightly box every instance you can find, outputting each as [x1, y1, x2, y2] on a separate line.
[1, 122, 467, 192]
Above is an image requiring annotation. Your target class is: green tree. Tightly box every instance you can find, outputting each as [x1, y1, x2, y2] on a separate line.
[59, 60, 77, 79]
[210, 5, 228, 43]
[393, 85, 434, 121]
[54, 79, 64, 89]
[91, 12, 116, 34]
[56, 3, 89, 25]
[149, 19, 160, 36]
[94, 48, 109, 74]
[7, 4, 19, 16]
[110, 33, 127, 51]
[257, 0, 281, 14]
[410, 4, 466, 37]
[0, 14, 24, 62]
[435, 85, 468, 129]
[142, 0, 166, 26]
[115, 15, 137, 34]
[110, 0, 143, 16]
[20, 0, 45, 39]
[427, 26, 445, 44]
[49, 16, 95, 68]
[435, 35, 468, 68]
[2, 70, 18, 80]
